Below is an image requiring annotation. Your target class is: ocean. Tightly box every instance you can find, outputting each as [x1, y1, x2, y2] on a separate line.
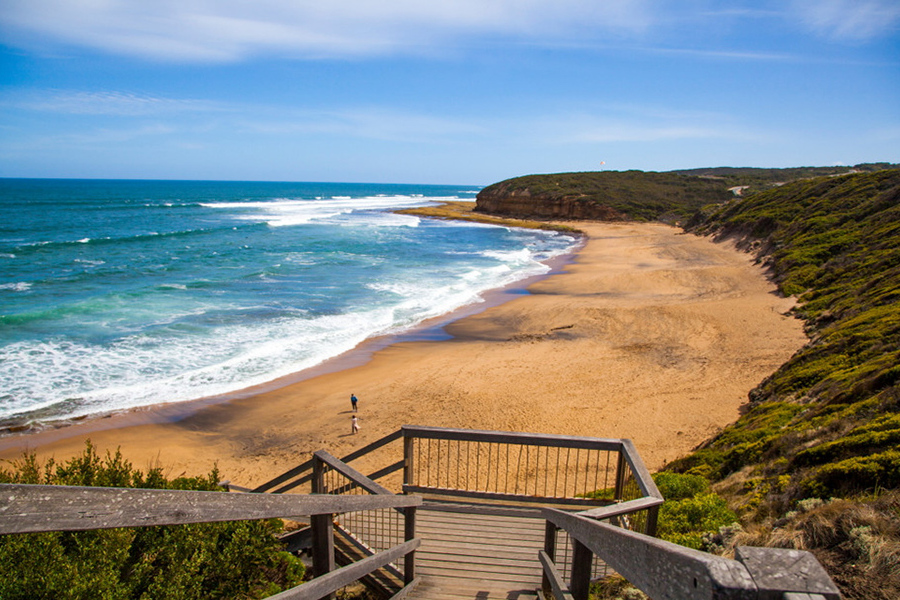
[0, 179, 578, 428]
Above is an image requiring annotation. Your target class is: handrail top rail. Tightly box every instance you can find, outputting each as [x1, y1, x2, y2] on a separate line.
[400, 424, 624, 451]
[312, 449, 393, 496]
[618, 438, 664, 500]
[0, 483, 421, 535]
[575, 496, 664, 520]
[542, 508, 841, 600]
[268, 538, 420, 600]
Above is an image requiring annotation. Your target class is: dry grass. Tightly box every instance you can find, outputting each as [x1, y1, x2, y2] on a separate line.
[710, 492, 900, 600]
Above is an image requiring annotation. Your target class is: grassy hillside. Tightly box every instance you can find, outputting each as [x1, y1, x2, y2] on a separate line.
[476, 170, 735, 222]
[669, 168, 900, 599]
[673, 163, 896, 194]
[475, 165, 898, 224]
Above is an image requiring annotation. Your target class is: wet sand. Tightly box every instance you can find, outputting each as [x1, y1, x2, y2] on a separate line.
[0, 222, 807, 487]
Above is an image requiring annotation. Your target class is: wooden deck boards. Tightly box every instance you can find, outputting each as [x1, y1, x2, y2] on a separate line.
[335, 501, 612, 599]
[408, 503, 548, 599]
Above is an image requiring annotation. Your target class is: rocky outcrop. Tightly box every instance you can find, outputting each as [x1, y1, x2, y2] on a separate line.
[475, 184, 627, 221]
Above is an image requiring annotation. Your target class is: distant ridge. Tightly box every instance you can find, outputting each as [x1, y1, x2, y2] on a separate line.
[475, 163, 899, 224]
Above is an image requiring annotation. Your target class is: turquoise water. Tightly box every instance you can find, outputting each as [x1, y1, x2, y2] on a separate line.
[0, 179, 578, 426]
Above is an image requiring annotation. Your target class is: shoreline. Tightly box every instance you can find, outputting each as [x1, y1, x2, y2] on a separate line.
[0, 229, 583, 449]
[0, 221, 806, 487]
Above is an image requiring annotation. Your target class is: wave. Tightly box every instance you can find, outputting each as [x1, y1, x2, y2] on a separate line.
[201, 194, 451, 227]
[10, 222, 263, 254]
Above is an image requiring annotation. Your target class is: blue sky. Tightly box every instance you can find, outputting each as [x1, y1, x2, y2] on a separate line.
[0, 1, 898, 185]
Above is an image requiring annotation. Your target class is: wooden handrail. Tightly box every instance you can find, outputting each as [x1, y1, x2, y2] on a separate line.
[401, 424, 623, 451]
[619, 439, 663, 500]
[266, 538, 420, 600]
[538, 550, 574, 600]
[542, 508, 841, 600]
[253, 429, 404, 494]
[0, 483, 421, 534]
[313, 449, 393, 496]
[575, 495, 663, 519]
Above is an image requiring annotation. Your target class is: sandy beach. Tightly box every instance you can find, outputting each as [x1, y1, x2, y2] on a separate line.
[0, 222, 806, 487]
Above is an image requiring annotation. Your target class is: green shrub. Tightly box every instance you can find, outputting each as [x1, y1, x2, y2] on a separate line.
[651, 473, 737, 550]
[657, 492, 738, 550]
[803, 450, 900, 498]
[652, 472, 708, 500]
[0, 442, 305, 600]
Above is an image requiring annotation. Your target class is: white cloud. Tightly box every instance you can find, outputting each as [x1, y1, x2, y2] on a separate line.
[0, 0, 654, 61]
[1, 90, 217, 115]
[791, 0, 900, 40]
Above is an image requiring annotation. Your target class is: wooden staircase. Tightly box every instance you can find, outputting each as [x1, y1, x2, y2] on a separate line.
[407, 504, 546, 600]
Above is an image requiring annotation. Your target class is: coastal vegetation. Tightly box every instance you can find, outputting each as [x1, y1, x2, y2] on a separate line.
[666, 167, 900, 599]
[0, 442, 305, 600]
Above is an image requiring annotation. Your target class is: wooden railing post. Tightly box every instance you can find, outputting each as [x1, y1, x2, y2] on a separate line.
[403, 431, 415, 488]
[613, 448, 627, 501]
[645, 503, 659, 537]
[569, 538, 593, 600]
[311, 455, 335, 585]
[542, 520, 558, 598]
[404, 505, 417, 584]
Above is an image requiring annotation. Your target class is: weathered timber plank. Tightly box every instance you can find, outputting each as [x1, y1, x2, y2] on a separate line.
[404, 577, 538, 600]
[410, 576, 540, 598]
[538, 551, 574, 600]
[418, 508, 547, 526]
[418, 537, 541, 555]
[0, 484, 420, 534]
[314, 450, 394, 496]
[416, 522, 544, 542]
[402, 425, 622, 451]
[416, 567, 540, 587]
[417, 554, 542, 574]
[419, 499, 548, 518]
[575, 496, 662, 520]
[418, 542, 539, 560]
[388, 575, 422, 600]
[544, 508, 756, 599]
[619, 439, 664, 500]
[267, 538, 419, 600]
[405, 486, 605, 507]
[254, 429, 403, 493]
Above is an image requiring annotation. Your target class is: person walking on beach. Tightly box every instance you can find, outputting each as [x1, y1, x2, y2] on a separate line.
[350, 393, 358, 412]
[351, 415, 360, 434]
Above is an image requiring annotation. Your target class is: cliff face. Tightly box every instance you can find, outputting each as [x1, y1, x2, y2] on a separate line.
[475, 184, 627, 221]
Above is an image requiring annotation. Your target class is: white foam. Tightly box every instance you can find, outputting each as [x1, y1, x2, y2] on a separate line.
[201, 195, 446, 228]
[0, 282, 31, 292]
